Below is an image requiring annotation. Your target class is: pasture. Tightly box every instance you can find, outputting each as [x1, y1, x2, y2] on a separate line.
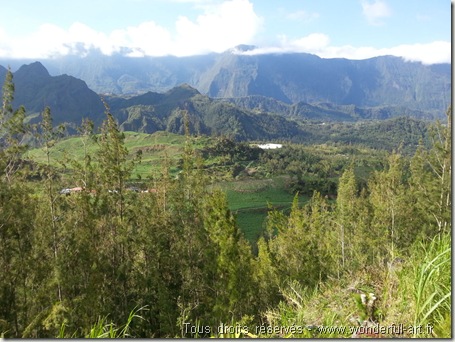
[213, 176, 308, 245]
[26, 131, 308, 244]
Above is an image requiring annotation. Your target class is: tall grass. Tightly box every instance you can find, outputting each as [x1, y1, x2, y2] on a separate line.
[57, 306, 147, 338]
[246, 232, 451, 338]
[88, 306, 147, 338]
[412, 233, 451, 337]
[52, 231, 450, 338]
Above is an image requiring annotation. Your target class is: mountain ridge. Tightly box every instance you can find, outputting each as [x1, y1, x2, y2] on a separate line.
[1, 61, 105, 126]
[0, 61, 449, 143]
[0, 51, 450, 118]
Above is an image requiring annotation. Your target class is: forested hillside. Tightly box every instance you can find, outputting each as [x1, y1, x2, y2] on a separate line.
[0, 62, 437, 146]
[0, 62, 105, 126]
[1, 51, 450, 118]
[0, 67, 451, 338]
[224, 95, 436, 121]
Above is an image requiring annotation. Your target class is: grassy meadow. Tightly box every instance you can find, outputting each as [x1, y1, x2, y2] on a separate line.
[24, 130, 388, 246]
[213, 176, 308, 244]
[25, 131, 301, 243]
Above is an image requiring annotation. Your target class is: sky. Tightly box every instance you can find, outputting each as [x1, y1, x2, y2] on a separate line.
[0, 0, 451, 64]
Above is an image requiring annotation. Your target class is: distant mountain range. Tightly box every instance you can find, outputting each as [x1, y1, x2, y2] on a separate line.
[1, 49, 450, 118]
[0, 62, 307, 139]
[0, 62, 105, 126]
[0, 53, 450, 141]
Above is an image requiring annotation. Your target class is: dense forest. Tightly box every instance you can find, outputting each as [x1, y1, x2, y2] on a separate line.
[0, 69, 451, 338]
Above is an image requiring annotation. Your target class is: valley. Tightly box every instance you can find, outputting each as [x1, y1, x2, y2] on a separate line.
[0, 54, 451, 338]
[25, 126, 399, 248]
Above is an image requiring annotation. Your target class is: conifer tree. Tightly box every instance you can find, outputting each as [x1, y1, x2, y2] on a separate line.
[21, 107, 72, 337]
[0, 70, 35, 337]
[253, 237, 280, 313]
[0, 68, 27, 184]
[335, 165, 371, 273]
[369, 153, 412, 262]
[267, 193, 331, 288]
[93, 101, 138, 323]
[202, 190, 255, 324]
[409, 106, 451, 238]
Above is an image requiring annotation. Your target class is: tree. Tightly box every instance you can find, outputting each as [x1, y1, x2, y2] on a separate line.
[91, 102, 139, 325]
[202, 190, 255, 324]
[97, 101, 132, 218]
[253, 237, 280, 314]
[335, 165, 371, 273]
[39, 107, 65, 302]
[20, 107, 72, 338]
[0, 70, 35, 337]
[0, 68, 27, 184]
[267, 193, 332, 288]
[409, 106, 451, 238]
[368, 153, 414, 262]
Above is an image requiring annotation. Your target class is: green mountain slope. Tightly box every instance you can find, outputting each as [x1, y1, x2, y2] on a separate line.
[2, 51, 448, 117]
[1, 51, 450, 118]
[5, 62, 105, 126]
[107, 87, 306, 140]
[0, 62, 442, 145]
[220, 95, 435, 121]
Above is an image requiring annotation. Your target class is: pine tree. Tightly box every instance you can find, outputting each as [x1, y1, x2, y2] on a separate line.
[267, 192, 331, 288]
[409, 106, 451, 238]
[0, 70, 35, 337]
[253, 237, 280, 314]
[93, 102, 138, 324]
[202, 190, 255, 324]
[20, 107, 72, 337]
[0, 174, 34, 337]
[97, 101, 132, 218]
[0, 68, 27, 184]
[369, 153, 412, 262]
[335, 165, 372, 273]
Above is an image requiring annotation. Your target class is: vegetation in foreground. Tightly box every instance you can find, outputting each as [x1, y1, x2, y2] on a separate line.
[25, 125, 390, 246]
[0, 69, 452, 338]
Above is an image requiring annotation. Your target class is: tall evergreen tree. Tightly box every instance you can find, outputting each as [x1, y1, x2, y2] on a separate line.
[369, 153, 413, 262]
[202, 190, 255, 324]
[409, 106, 451, 238]
[253, 236, 280, 315]
[267, 192, 331, 288]
[0, 70, 35, 337]
[0, 68, 27, 184]
[335, 165, 372, 273]
[92, 102, 138, 324]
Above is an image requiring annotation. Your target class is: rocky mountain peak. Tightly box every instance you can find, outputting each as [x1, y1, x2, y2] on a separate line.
[15, 61, 50, 80]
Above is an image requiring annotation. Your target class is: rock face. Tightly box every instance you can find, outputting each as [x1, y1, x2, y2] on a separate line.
[5, 61, 105, 125]
[2, 50, 449, 117]
[0, 60, 448, 142]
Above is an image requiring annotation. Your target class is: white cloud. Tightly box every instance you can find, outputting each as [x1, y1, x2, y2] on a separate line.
[385, 41, 451, 65]
[238, 33, 330, 55]
[111, 22, 174, 56]
[239, 33, 451, 65]
[316, 41, 451, 65]
[361, 0, 391, 25]
[0, 0, 448, 65]
[0, 0, 262, 58]
[15, 24, 71, 58]
[289, 33, 330, 52]
[173, 0, 262, 55]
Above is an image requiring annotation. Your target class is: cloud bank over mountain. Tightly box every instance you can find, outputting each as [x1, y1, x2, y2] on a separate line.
[0, 0, 450, 64]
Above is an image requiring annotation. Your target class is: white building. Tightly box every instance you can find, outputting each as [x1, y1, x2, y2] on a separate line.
[256, 143, 283, 150]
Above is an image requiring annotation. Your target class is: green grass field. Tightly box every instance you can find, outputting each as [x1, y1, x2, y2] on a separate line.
[26, 131, 307, 245]
[213, 176, 308, 245]
[26, 131, 206, 178]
